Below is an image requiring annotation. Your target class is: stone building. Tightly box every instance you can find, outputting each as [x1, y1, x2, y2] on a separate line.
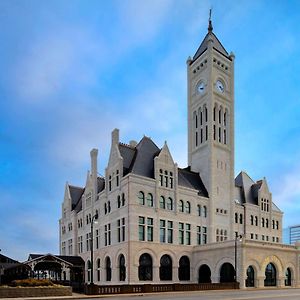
[59, 18, 300, 288]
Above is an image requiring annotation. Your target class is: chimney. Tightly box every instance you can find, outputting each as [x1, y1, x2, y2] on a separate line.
[112, 128, 119, 146]
[129, 140, 137, 147]
[90, 148, 98, 179]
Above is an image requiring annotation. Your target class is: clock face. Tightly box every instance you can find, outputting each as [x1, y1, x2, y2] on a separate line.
[216, 80, 225, 93]
[197, 81, 205, 94]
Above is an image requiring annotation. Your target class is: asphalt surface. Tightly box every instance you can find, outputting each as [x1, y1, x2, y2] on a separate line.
[3, 288, 300, 300]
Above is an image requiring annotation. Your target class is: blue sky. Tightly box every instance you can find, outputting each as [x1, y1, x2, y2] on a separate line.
[1, 0, 300, 261]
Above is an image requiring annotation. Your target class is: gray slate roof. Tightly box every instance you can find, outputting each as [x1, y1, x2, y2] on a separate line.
[119, 137, 208, 197]
[192, 31, 229, 63]
[234, 171, 282, 212]
[178, 167, 208, 197]
[69, 185, 84, 210]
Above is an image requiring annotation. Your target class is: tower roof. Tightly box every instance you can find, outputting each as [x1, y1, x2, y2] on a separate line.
[192, 14, 229, 62]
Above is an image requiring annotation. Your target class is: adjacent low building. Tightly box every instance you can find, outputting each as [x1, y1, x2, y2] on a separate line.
[59, 17, 300, 289]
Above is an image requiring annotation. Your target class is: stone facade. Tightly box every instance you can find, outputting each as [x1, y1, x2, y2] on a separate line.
[59, 19, 300, 288]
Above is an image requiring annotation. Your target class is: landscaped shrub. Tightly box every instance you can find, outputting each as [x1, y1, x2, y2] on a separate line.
[10, 279, 54, 287]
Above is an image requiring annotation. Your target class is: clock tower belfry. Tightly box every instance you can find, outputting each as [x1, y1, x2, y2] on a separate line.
[187, 16, 235, 242]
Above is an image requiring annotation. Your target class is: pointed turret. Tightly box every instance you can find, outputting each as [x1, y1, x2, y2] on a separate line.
[192, 11, 229, 63]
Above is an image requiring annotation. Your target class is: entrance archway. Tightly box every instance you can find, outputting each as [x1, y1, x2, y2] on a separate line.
[159, 254, 172, 281]
[138, 253, 152, 281]
[220, 263, 234, 283]
[285, 268, 292, 286]
[198, 264, 211, 283]
[178, 256, 190, 281]
[245, 266, 255, 287]
[264, 263, 276, 286]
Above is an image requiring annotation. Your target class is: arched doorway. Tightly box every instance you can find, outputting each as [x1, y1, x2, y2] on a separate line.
[105, 257, 111, 281]
[220, 263, 234, 283]
[245, 266, 255, 287]
[138, 253, 152, 281]
[285, 268, 292, 286]
[198, 264, 211, 283]
[264, 263, 276, 286]
[119, 254, 126, 281]
[159, 254, 172, 280]
[178, 256, 190, 281]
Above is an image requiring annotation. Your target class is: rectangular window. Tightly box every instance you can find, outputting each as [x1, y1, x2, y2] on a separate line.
[96, 230, 99, 249]
[61, 241, 66, 255]
[121, 217, 126, 242]
[147, 218, 153, 241]
[203, 226, 207, 244]
[117, 218, 125, 242]
[139, 217, 145, 241]
[68, 239, 73, 255]
[167, 221, 173, 243]
[197, 226, 201, 245]
[118, 219, 121, 243]
[186, 223, 191, 245]
[160, 219, 166, 243]
[105, 224, 111, 246]
[179, 222, 184, 245]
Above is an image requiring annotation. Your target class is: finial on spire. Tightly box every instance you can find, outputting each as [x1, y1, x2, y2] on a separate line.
[208, 8, 213, 32]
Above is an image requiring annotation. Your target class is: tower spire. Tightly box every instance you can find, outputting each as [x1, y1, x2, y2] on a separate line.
[208, 8, 213, 32]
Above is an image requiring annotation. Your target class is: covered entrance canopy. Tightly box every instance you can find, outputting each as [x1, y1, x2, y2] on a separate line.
[24, 254, 84, 289]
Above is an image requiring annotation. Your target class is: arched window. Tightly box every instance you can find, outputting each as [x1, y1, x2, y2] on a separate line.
[266, 219, 269, 228]
[96, 259, 100, 281]
[119, 254, 126, 282]
[167, 197, 173, 210]
[220, 263, 235, 283]
[138, 191, 145, 205]
[272, 220, 275, 229]
[159, 169, 163, 186]
[185, 201, 191, 214]
[87, 260, 91, 283]
[251, 215, 254, 225]
[104, 203, 107, 215]
[178, 200, 184, 212]
[160, 196, 165, 209]
[105, 257, 111, 281]
[285, 268, 292, 286]
[108, 201, 111, 213]
[246, 266, 255, 287]
[159, 255, 172, 281]
[264, 263, 276, 286]
[235, 213, 238, 223]
[197, 205, 201, 216]
[239, 214, 243, 224]
[262, 218, 265, 227]
[178, 256, 190, 281]
[198, 264, 211, 283]
[116, 170, 119, 187]
[138, 253, 152, 281]
[203, 206, 207, 217]
[255, 216, 258, 226]
[147, 193, 153, 207]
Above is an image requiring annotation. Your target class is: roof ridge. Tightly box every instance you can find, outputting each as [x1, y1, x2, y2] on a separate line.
[119, 142, 135, 149]
[68, 184, 84, 190]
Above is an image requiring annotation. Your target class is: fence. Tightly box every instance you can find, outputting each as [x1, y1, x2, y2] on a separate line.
[85, 282, 239, 295]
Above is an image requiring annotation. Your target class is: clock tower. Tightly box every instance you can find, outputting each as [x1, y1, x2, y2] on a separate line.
[187, 16, 235, 242]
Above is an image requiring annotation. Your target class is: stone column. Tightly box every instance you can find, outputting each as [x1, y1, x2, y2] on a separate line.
[277, 276, 285, 288]
[257, 276, 265, 288]
[153, 265, 160, 283]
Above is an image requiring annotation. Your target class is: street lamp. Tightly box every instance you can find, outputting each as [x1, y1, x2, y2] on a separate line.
[90, 211, 98, 285]
[234, 234, 243, 282]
